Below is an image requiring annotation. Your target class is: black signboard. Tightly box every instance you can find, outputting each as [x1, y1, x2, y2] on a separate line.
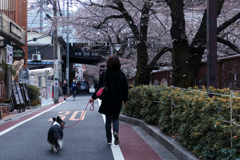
[11, 81, 20, 105]
[71, 43, 108, 58]
[15, 81, 24, 104]
[0, 12, 26, 45]
[13, 47, 25, 60]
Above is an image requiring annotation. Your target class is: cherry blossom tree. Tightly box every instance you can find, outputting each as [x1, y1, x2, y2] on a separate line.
[28, 0, 240, 87]
[72, 0, 240, 87]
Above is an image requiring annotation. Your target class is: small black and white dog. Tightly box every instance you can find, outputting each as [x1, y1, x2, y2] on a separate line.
[47, 116, 66, 153]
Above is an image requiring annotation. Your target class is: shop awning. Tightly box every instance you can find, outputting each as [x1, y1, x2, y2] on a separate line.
[27, 61, 54, 65]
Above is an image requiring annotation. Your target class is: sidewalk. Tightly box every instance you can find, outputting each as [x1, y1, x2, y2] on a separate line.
[0, 96, 68, 124]
[119, 115, 199, 160]
[119, 121, 178, 160]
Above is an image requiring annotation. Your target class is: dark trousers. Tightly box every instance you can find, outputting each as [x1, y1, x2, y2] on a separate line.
[63, 89, 67, 95]
[105, 115, 119, 140]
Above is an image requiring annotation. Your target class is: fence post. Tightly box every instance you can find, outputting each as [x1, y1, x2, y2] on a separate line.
[171, 86, 173, 134]
[230, 90, 233, 148]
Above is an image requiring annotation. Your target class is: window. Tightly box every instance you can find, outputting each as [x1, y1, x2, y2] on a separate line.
[28, 46, 53, 60]
[30, 75, 38, 87]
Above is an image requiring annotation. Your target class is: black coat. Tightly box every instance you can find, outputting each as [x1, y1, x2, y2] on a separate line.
[92, 69, 128, 116]
[62, 83, 68, 91]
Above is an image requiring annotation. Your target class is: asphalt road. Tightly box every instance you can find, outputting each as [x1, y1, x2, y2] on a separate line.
[0, 92, 179, 160]
[0, 93, 114, 160]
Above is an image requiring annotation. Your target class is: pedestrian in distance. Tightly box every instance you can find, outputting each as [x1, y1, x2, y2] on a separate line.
[71, 80, 77, 100]
[89, 55, 128, 145]
[62, 80, 68, 100]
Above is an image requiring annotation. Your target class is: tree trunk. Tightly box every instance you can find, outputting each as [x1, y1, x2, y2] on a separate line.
[168, 0, 192, 87]
[135, 41, 150, 85]
[134, 2, 150, 86]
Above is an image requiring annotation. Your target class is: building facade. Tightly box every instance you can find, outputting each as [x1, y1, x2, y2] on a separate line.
[0, 0, 27, 101]
[27, 31, 66, 102]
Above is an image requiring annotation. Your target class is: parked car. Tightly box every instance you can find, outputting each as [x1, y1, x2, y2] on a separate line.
[77, 81, 90, 93]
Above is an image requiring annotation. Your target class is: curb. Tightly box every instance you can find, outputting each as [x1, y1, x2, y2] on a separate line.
[41, 101, 54, 107]
[119, 115, 199, 160]
[0, 100, 61, 123]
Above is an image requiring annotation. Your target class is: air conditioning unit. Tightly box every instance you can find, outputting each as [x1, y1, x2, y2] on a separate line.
[32, 54, 41, 61]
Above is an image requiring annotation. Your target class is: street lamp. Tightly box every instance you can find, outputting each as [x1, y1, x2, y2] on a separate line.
[114, 44, 122, 52]
[111, 44, 122, 55]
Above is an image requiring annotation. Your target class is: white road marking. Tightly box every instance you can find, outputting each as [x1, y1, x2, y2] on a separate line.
[98, 99, 125, 160]
[0, 101, 65, 136]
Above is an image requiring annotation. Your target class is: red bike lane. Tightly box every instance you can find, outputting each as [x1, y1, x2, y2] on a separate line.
[119, 123, 162, 160]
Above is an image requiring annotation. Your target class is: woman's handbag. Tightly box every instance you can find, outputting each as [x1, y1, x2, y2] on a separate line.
[96, 71, 108, 100]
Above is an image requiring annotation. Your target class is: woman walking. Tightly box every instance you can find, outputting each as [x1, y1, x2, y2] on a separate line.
[89, 55, 128, 145]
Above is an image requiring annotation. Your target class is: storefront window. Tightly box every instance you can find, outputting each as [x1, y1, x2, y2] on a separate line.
[41, 77, 46, 87]
[30, 75, 38, 87]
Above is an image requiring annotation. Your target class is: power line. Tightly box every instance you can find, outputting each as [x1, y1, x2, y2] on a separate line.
[27, 34, 49, 42]
[27, 44, 51, 53]
[29, 9, 41, 28]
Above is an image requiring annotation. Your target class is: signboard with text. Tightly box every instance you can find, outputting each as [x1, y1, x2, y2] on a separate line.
[11, 81, 20, 105]
[54, 60, 58, 79]
[13, 47, 25, 60]
[23, 86, 29, 101]
[0, 12, 26, 45]
[6, 45, 13, 65]
[71, 43, 108, 58]
[15, 81, 24, 104]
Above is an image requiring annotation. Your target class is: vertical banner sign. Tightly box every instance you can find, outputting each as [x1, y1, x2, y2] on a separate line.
[54, 60, 58, 86]
[15, 81, 24, 104]
[11, 81, 20, 105]
[6, 45, 13, 65]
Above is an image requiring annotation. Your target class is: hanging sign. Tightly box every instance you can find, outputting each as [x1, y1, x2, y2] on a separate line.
[13, 47, 25, 60]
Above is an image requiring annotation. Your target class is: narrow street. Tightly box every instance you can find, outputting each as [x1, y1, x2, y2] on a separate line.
[0, 94, 177, 160]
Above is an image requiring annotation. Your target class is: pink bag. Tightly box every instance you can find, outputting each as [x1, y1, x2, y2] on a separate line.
[96, 86, 105, 97]
[96, 71, 108, 100]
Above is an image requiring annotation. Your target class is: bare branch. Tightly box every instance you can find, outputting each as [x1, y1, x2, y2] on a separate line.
[217, 37, 240, 54]
[76, 0, 119, 11]
[217, 12, 240, 34]
[147, 47, 172, 69]
[126, 0, 141, 12]
[94, 15, 124, 29]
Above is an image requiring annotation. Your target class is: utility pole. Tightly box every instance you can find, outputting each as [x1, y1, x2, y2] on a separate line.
[40, 0, 43, 32]
[66, 0, 70, 95]
[53, 0, 59, 103]
[207, 0, 218, 89]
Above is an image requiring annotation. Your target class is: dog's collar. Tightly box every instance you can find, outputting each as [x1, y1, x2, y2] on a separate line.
[52, 121, 61, 127]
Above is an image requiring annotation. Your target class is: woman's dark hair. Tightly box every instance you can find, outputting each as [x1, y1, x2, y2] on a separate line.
[106, 55, 121, 70]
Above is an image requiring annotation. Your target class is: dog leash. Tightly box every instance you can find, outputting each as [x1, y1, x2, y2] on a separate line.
[64, 102, 94, 128]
